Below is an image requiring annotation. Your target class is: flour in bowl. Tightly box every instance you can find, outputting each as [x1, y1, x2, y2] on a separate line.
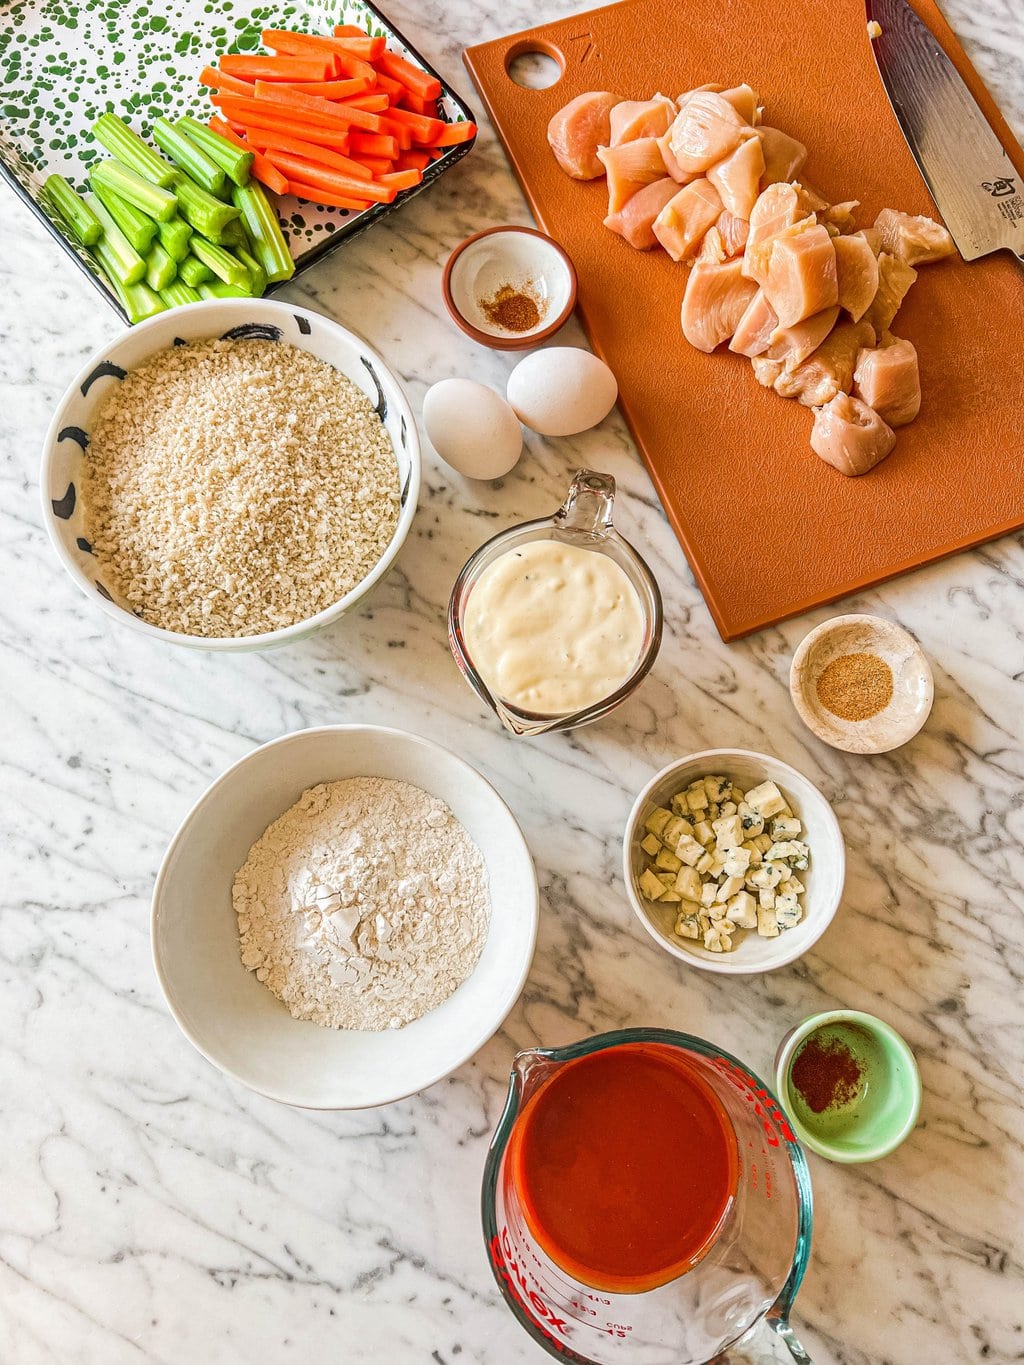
[232, 778, 491, 1030]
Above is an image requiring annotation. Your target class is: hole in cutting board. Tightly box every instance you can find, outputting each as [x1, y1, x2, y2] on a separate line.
[505, 44, 563, 89]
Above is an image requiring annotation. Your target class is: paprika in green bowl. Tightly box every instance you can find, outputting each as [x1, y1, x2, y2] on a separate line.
[774, 1009, 922, 1163]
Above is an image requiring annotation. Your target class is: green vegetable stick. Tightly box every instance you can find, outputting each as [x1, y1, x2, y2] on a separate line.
[218, 217, 246, 247]
[145, 242, 177, 291]
[156, 215, 193, 262]
[91, 159, 177, 223]
[44, 174, 103, 245]
[107, 272, 167, 323]
[177, 117, 253, 187]
[89, 175, 158, 253]
[189, 236, 249, 287]
[199, 280, 253, 299]
[179, 254, 213, 287]
[231, 181, 294, 283]
[151, 117, 227, 197]
[92, 113, 178, 188]
[84, 192, 146, 286]
[160, 280, 202, 307]
[233, 244, 267, 298]
[176, 176, 240, 238]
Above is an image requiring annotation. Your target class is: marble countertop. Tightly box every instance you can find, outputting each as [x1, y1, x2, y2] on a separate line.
[2, 1, 1022, 1361]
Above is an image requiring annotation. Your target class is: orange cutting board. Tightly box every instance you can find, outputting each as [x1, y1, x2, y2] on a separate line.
[464, 0, 1024, 640]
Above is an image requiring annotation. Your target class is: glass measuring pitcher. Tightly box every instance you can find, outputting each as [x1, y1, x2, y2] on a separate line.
[448, 470, 663, 736]
[482, 1029, 813, 1364]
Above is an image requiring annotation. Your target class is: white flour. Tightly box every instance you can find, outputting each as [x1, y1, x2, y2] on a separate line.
[233, 778, 491, 1031]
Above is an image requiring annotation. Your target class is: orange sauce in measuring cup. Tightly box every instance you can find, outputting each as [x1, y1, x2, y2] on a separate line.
[507, 1043, 738, 1295]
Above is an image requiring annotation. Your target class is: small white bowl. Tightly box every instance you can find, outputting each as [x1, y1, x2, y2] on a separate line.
[623, 749, 845, 975]
[790, 614, 934, 754]
[152, 725, 538, 1108]
[442, 226, 577, 349]
[40, 298, 421, 651]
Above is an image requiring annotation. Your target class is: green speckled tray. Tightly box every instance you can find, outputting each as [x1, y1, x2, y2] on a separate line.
[0, 0, 475, 320]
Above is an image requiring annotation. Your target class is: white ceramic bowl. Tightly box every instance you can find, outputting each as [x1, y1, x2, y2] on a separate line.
[623, 749, 845, 975]
[152, 725, 538, 1108]
[40, 298, 421, 651]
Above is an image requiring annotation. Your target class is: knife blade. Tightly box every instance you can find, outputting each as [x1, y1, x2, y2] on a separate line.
[867, 0, 1024, 263]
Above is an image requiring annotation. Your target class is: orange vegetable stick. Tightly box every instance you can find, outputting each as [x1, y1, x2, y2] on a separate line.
[284, 77, 374, 98]
[374, 118, 414, 150]
[252, 80, 384, 132]
[372, 71, 405, 102]
[375, 168, 421, 191]
[398, 90, 438, 117]
[332, 24, 366, 36]
[285, 181, 372, 211]
[265, 157, 396, 202]
[336, 93, 389, 113]
[207, 117, 289, 194]
[198, 65, 254, 96]
[350, 154, 393, 176]
[246, 130, 372, 179]
[395, 149, 431, 171]
[219, 54, 333, 81]
[428, 120, 478, 147]
[374, 50, 442, 102]
[381, 105, 446, 144]
[260, 29, 376, 80]
[348, 132, 398, 159]
[330, 34, 386, 59]
[210, 96, 352, 148]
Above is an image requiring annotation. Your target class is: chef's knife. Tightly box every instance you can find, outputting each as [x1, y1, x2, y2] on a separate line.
[866, 0, 1024, 264]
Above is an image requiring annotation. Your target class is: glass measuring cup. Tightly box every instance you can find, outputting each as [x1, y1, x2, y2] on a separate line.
[448, 470, 663, 737]
[482, 1029, 814, 1364]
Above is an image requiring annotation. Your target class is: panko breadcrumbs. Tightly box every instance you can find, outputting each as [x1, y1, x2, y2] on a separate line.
[82, 338, 400, 637]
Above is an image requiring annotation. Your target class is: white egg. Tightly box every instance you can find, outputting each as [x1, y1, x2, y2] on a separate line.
[422, 378, 523, 480]
[506, 347, 618, 437]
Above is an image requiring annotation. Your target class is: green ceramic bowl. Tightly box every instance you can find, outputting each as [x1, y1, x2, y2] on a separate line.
[774, 1010, 921, 1163]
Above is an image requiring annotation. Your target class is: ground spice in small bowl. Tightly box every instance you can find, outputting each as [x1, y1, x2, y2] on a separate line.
[815, 651, 893, 721]
[791, 1032, 865, 1113]
[479, 281, 545, 333]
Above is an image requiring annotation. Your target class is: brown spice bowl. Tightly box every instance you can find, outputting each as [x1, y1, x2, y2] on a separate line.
[441, 225, 577, 350]
[789, 614, 934, 755]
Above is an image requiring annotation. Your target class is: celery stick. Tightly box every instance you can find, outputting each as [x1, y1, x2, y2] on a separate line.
[199, 281, 252, 300]
[177, 117, 253, 187]
[92, 159, 177, 223]
[231, 181, 293, 283]
[145, 242, 176, 291]
[84, 192, 146, 286]
[160, 280, 202, 307]
[233, 244, 267, 298]
[179, 254, 213, 287]
[92, 113, 178, 188]
[107, 272, 167, 323]
[218, 217, 246, 247]
[189, 236, 248, 287]
[156, 214, 192, 262]
[175, 176, 240, 238]
[89, 175, 158, 253]
[44, 175, 103, 245]
[151, 117, 227, 197]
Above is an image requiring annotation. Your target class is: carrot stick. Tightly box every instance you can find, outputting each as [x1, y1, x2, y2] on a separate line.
[398, 91, 438, 118]
[380, 105, 446, 144]
[349, 154, 393, 176]
[329, 33, 386, 59]
[262, 157, 396, 202]
[332, 24, 366, 36]
[211, 97, 352, 148]
[375, 168, 421, 191]
[374, 50, 442, 102]
[283, 77, 374, 98]
[428, 120, 478, 147]
[199, 65, 254, 96]
[371, 71, 405, 102]
[285, 181, 373, 211]
[246, 130, 372, 179]
[348, 132, 398, 159]
[374, 118, 414, 150]
[207, 117, 289, 193]
[395, 149, 431, 171]
[252, 80, 384, 132]
[260, 29, 375, 80]
[219, 54, 333, 81]
[336, 93, 389, 113]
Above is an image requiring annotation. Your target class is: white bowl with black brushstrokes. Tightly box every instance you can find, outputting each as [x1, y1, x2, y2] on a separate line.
[40, 298, 421, 651]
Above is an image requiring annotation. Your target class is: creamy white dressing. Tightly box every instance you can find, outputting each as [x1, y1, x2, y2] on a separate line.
[463, 540, 645, 715]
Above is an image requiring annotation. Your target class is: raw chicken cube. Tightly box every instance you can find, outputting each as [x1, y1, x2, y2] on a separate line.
[756, 126, 808, 185]
[681, 259, 759, 352]
[751, 354, 785, 388]
[609, 93, 676, 145]
[604, 177, 682, 250]
[717, 209, 750, 256]
[774, 319, 875, 407]
[874, 207, 955, 265]
[764, 223, 838, 327]
[742, 184, 808, 284]
[833, 233, 880, 322]
[669, 90, 747, 175]
[653, 178, 723, 260]
[810, 393, 896, 476]
[820, 200, 860, 234]
[863, 253, 918, 335]
[766, 306, 840, 366]
[598, 138, 669, 213]
[729, 288, 779, 356]
[853, 336, 921, 427]
[708, 134, 765, 221]
[697, 226, 727, 264]
[656, 130, 694, 184]
[718, 84, 760, 124]
[547, 91, 621, 180]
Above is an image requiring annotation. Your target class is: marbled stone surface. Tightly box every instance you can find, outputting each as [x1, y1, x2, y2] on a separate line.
[1, 1, 1022, 1362]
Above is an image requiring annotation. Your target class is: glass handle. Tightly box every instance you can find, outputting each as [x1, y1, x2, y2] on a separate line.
[553, 469, 616, 541]
[716, 1313, 813, 1364]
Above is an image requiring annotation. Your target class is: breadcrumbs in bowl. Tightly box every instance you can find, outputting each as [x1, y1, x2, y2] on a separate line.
[41, 299, 421, 651]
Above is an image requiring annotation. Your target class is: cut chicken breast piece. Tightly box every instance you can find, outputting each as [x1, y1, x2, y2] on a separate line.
[652, 178, 723, 260]
[676, 82, 725, 105]
[774, 319, 875, 406]
[764, 223, 838, 327]
[548, 91, 621, 179]
[833, 233, 879, 322]
[821, 201, 860, 234]
[718, 84, 760, 124]
[757, 126, 808, 185]
[610, 94, 677, 145]
[810, 393, 896, 476]
[859, 226, 883, 255]
[698, 225, 727, 264]
[729, 289, 779, 356]
[604, 177, 682, 249]
[657, 130, 694, 184]
[598, 138, 669, 213]
[853, 336, 921, 426]
[717, 210, 750, 257]
[742, 183, 804, 283]
[766, 306, 840, 366]
[874, 208, 956, 265]
[794, 182, 829, 215]
[708, 134, 765, 220]
[669, 91, 747, 175]
[752, 354, 785, 388]
[681, 259, 759, 352]
[863, 252, 918, 335]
